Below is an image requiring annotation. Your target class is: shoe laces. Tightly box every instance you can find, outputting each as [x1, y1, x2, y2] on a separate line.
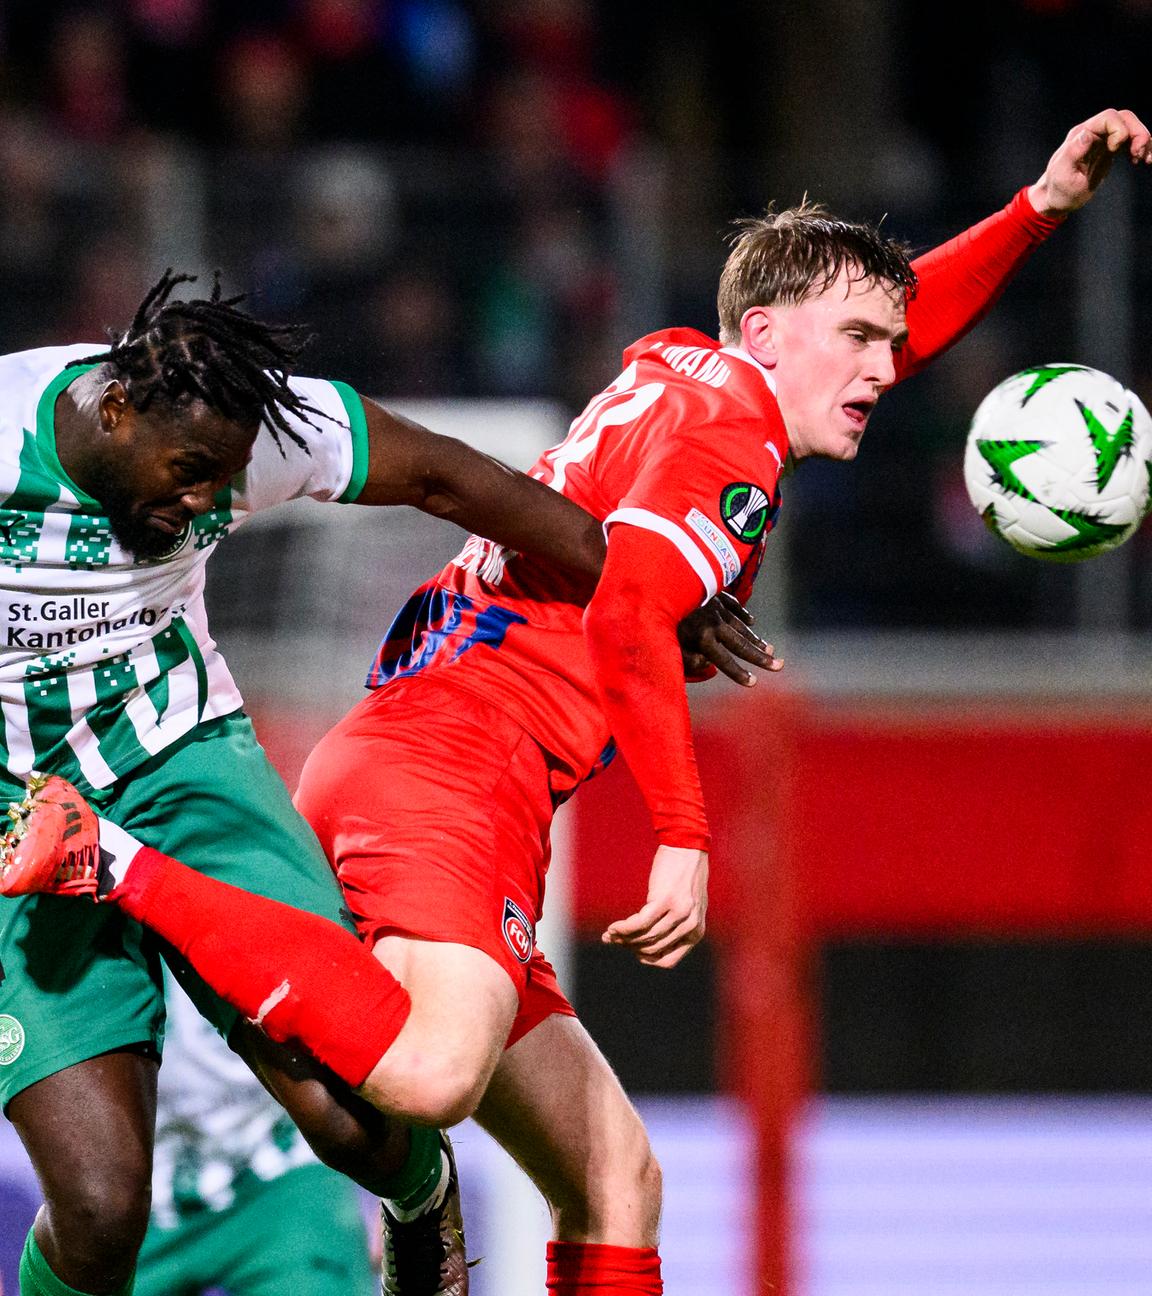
[380, 1194, 457, 1293]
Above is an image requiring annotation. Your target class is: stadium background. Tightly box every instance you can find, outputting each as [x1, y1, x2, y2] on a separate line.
[0, 1, 1151, 1292]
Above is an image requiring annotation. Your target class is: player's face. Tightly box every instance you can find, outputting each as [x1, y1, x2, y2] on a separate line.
[767, 269, 908, 461]
[91, 403, 255, 559]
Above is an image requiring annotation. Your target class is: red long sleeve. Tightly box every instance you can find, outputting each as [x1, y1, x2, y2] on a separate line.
[897, 188, 1064, 381]
[584, 523, 711, 851]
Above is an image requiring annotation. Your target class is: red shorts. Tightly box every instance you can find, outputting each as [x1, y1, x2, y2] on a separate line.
[294, 674, 576, 1047]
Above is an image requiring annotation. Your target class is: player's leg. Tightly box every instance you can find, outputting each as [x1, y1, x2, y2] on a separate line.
[474, 1007, 664, 1296]
[103, 714, 469, 1291]
[7, 1049, 159, 1296]
[360, 935, 518, 1126]
[0, 720, 465, 1288]
[299, 678, 553, 1130]
[228, 1021, 415, 1190]
[134, 1163, 377, 1296]
[0, 833, 168, 1296]
[102, 715, 459, 1200]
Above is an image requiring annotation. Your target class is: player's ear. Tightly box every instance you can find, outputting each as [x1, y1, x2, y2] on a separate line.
[98, 380, 131, 433]
[739, 306, 778, 368]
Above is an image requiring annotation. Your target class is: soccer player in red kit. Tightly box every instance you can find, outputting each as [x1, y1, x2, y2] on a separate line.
[293, 108, 1152, 1294]
[7, 109, 1148, 1296]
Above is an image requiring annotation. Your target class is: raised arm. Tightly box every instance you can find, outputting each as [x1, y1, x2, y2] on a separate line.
[897, 107, 1151, 381]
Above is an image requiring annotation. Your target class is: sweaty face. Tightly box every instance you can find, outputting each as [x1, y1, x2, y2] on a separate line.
[767, 269, 908, 462]
[88, 403, 256, 560]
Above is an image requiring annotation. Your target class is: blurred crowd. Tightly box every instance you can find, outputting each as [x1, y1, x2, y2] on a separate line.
[0, 0, 1149, 631]
[0, 0, 642, 405]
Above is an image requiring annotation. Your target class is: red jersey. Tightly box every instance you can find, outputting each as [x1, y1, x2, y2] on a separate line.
[368, 329, 787, 794]
[368, 186, 1062, 837]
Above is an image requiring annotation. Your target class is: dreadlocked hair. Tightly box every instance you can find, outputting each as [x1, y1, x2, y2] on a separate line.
[69, 269, 328, 454]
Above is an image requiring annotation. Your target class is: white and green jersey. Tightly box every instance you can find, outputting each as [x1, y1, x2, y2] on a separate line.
[151, 970, 317, 1228]
[0, 345, 368, 794]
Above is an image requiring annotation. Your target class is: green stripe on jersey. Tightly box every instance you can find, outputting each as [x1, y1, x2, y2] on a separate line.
[192, 483, 234, 551]
[0, 429, 66, 569]
[171, 618, 209, 719]
[0, 366, 101, 571]
[34, 364, 100, 507]
[22, 663, 85, 787]
[17, 615, 209, 794]
[331, 381, 370, 503]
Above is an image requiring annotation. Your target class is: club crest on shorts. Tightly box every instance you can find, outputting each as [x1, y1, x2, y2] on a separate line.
[0, 1014, 25, 1065]
[502, 898, 534, 964]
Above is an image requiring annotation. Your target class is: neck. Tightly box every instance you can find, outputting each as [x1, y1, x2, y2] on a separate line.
[53, 369, 104, 494]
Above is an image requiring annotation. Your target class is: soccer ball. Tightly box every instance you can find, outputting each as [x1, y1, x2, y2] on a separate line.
[963, 364, 1152, 561]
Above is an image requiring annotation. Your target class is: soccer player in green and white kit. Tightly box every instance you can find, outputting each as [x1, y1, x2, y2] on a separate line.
[136, 970, 377, 1296]
[0, 271, 618, 1296]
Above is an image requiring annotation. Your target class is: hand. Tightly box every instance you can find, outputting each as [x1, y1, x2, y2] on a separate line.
[1028, 108, 1152, 217]
[602, 845, 709, 968]
[677, 592, 784, 686]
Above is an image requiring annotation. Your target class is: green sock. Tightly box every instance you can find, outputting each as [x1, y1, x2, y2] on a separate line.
[379, 1125, 446, 1216]
[19, 1229, 134, 1296]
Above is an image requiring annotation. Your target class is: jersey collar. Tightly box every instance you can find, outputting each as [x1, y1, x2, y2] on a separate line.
[35, 364, 102, 507]
[719, 346, 777, 395]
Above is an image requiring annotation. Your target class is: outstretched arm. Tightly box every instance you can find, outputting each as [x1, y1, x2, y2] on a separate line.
[353, 399, 607, 581]
[898, 107, 1151, 381]
[1028, 107, 1151, 216]
[352, 395, 783, 681]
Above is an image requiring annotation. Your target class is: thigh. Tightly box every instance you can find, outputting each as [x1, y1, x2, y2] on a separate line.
[0, 888, 164, 1110]
[474, 1014, 660, 1245]
[359, 932, 519, 1124]
[98, 713, 353, 1038]
[297, 679, 555, 999]
[6, 1047, 158, 1218]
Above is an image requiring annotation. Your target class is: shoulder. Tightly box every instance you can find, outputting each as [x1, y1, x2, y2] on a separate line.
[0, 344, 104, 387]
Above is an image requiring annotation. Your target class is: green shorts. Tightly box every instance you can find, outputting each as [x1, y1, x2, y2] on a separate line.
[135, 1162, 377, 1296]
[0, 713, 352, 1109]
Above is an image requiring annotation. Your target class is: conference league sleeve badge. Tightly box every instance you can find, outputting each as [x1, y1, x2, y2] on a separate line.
[719, 482, 771, 544]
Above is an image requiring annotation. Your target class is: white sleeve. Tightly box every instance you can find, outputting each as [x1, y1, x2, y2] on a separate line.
[235, 377, 370, 515]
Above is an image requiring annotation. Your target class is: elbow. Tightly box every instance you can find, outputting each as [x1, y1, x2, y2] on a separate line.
[583, 593, 629, 649]
[417, 482, 464, 522]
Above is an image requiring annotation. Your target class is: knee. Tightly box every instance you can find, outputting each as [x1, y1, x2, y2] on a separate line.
[286, 1084, 411, 1189]
[44, 1163, 152, 1263]
[635, 1142, 663, 1214]
[363, 1054, 489, 1129]
[606, 1124, 660, 1213]
[552, 1126, 663, 1240]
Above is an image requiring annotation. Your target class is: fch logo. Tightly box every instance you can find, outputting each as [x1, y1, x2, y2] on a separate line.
[502, 898, 534, 964]
[0, 1014, 25, 1065]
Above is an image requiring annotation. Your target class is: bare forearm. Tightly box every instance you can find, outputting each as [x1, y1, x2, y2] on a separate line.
[416, 444, 606, 580]
[355, 401, 605, 579]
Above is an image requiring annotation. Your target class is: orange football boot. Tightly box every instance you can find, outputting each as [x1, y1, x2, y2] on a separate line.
[0, 773, 104, 898]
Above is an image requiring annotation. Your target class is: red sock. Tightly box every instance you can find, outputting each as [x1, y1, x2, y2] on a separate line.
[546, 1242, 662, 1295]
[110, 847, 410, 1088]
